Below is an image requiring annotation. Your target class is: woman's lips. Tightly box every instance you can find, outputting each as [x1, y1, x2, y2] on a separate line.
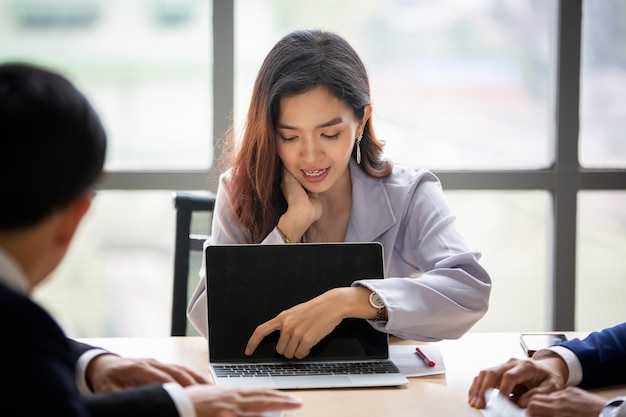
[301, 167, 329, 183]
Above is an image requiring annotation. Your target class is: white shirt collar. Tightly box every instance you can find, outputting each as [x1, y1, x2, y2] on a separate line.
[0, 246, 30, 295]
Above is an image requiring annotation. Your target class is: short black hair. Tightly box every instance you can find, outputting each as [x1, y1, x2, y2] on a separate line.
[0, 63, 107, 229]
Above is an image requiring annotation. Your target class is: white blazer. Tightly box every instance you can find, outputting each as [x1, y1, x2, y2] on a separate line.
[187, 160, 491, 341]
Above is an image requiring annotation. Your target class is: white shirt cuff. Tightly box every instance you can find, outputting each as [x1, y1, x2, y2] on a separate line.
[600, 397, 626, 417]
[75, 348, 111, 394]
[533, 345, 583, 386]
[162, 382, 196, 417]
[612, 397, 626, 417]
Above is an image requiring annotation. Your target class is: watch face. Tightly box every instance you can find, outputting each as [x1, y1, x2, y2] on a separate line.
[370, 292, 384, 308]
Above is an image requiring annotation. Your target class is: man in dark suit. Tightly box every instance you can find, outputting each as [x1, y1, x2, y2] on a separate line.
[0, 63, 302, 416]
[468, 322, 626, 417]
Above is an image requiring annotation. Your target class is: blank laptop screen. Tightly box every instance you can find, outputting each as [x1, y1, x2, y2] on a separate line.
[206, 243, 387, 363]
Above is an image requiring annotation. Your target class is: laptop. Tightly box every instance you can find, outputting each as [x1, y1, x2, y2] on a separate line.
[205, 242, 409, 389]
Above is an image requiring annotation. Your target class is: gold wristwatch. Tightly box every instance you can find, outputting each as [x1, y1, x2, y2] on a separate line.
[368, 291, 387, 321]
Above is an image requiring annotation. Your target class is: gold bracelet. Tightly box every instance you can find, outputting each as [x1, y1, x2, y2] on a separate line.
[375, 306, 387, 321]
[276, 225, 298, 243]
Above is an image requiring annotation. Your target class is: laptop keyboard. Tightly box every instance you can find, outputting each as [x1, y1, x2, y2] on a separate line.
[213, 361, 400, 378]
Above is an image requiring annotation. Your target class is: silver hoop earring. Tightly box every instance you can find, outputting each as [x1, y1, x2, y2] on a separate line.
[355, 135, 362, 164]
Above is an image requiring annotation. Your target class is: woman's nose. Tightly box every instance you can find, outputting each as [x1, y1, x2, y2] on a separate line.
[299, 136, 319, 161]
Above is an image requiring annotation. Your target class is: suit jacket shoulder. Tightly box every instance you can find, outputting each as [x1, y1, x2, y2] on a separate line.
[0, 284, 180, 417]
[0, 283, 90, 416]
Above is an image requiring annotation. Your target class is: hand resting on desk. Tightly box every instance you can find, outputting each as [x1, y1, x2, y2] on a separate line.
[468, 357, 605, 417]
[86, 353, 209, 391]
[86, 353, 303, 416]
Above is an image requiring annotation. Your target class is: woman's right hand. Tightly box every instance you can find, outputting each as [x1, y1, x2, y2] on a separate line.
[278, 169, 322, 240]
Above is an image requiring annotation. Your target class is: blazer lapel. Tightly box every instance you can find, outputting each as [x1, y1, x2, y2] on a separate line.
[347, 160, 396, 242]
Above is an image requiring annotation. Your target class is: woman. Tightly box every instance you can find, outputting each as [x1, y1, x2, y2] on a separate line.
[187, 29, 491, 360]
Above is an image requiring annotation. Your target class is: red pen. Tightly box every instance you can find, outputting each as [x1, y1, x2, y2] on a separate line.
[415, 347, 436, 367]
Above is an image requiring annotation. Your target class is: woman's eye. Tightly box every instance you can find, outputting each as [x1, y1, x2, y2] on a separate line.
[322, 133, 340, 140]
[279, 135, 298, 142]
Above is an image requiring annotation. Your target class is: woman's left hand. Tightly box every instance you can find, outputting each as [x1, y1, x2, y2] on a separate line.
[245, 288, 354, 359]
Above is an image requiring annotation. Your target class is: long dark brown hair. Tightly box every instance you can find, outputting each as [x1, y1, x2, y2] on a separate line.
[226, 29, 392, 243]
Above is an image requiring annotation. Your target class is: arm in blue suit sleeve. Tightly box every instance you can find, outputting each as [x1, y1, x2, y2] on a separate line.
[560, 322, 626, 389]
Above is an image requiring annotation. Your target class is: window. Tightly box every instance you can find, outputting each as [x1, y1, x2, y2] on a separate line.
[579, 0, 626, 168]
[4, 0, 625, 336]
[0, 0, 213, 337]
[235, 0, 555, 170]
[577, 192, 626, 329]
[575, 0, 626, 330]
[2, 0, 212, 169]
[445, 191, 550, 332]
[41, 192, 175, 336]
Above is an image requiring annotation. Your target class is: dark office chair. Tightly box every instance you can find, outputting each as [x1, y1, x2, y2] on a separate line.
[171, 192, 216, 336]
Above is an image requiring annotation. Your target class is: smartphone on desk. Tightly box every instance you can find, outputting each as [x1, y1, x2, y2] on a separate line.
[520, 333, 567, 357]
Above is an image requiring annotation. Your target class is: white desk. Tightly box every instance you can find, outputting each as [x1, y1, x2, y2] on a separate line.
[80, 333, 625, 417]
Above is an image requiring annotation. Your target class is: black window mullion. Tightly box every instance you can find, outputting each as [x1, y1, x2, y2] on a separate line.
[209, 0, 234, 192]
[551, 0, 582, 331]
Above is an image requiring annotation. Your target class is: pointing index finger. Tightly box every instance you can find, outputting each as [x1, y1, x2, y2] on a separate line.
[245, 319, 279, 356]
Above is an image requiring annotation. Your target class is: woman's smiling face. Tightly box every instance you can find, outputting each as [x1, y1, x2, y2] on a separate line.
[276, 86, 370, 195]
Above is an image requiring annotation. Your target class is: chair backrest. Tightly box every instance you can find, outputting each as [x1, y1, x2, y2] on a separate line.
[171, 192, 216, 336]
